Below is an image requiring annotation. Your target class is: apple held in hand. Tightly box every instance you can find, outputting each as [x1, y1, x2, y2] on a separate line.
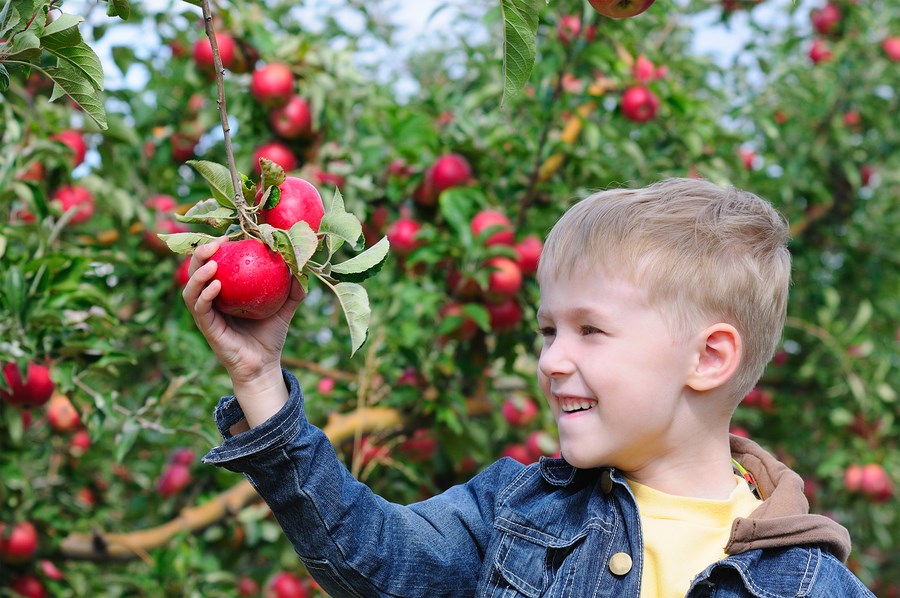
[258, 176, 325, 232]
[588, 0, 655, 19]
[211, 239, 292, 319]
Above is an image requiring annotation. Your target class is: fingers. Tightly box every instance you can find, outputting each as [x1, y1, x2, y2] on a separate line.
[188, 238, 225, 276]
[182, 258, 220, 317]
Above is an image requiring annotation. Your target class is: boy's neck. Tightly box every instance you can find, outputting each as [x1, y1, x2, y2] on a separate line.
[622, 433, 737, 500]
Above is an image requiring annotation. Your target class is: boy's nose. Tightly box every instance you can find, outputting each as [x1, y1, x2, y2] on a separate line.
[538, 338, 576, 378]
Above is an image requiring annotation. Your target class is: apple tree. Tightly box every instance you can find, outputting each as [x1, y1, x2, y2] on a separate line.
[1, 0, 897, 595]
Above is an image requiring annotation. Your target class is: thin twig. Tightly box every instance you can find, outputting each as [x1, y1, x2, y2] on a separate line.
[198, 0, 257, 238]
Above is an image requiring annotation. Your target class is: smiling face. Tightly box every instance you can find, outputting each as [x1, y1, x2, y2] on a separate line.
[537, 268, 699, 472]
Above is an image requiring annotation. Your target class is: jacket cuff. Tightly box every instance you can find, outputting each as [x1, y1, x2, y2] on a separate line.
[201, 369, 306, 467]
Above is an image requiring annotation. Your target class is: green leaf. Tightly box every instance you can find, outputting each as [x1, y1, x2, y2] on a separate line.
[0, 63, 8, 93]
[331, 236, 390, 283]
[156, 231, 220, 255]
[40, 13, 83, 47]
[186, 160, 235, 208]
[176, 198, 237, 230]
[319, 187, 361, 257]
[331, 281, 370, 356]
[44, 61, 107, 129]
[259, 157, 286, 191]
[6, 30, 40, 61]
[0, 2, 19, 40]
[500, 0, 538, 106]
[265, 221, 319, 276]
[45, 40, 104, 91]
[107, 0, 130, 20]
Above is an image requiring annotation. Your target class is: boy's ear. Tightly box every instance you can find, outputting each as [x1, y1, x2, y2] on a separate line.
[686, 323, 741, 392]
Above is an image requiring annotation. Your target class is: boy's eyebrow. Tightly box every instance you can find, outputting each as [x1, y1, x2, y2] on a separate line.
[536, 306, 610, 321]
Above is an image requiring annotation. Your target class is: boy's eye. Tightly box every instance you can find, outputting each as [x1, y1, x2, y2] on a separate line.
[580, 325, 603, 335]
[538, 326, 556, 337]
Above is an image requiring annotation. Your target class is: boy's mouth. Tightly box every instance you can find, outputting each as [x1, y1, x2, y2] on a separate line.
[558, 397, 597, 413]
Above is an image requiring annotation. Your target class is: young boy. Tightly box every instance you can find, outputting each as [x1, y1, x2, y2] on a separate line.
[184, 178, 873, 597]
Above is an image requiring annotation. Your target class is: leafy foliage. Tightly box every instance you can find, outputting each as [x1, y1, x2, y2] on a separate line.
[0, 0, 898, 595]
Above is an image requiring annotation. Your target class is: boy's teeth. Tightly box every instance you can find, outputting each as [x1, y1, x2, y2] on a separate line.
[561, 399, 594, 412]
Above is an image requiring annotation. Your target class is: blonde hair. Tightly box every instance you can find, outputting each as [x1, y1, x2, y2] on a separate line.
[537, 178, 791, 400]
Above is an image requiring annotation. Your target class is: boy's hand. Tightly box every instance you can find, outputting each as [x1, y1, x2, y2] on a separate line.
[182, 237, 306, 387]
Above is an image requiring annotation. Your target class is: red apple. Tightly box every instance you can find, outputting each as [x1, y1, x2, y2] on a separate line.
[860, 463, 893, 502]
[557, 15, 581, 45]
[258, 176, 325, 232]
[46, 393, 81, 433]
[412, 170, 436, 206]
[526, 430, 560, 460]
[739, 148, 757, 170]
[253, 142, 297, 174]
[883, 36, 900, 62]
[471, 209, 514, 246]
[810, 3, 841, 36]
[19, 160, 45, 182]
[741, 386, 773, 411]
[860, 164, 874, 187]
[156, 462, 192, 498]
[39, 559, 64, 580]
[51, 185, 94, 224]
[588, 0, 655, 18]
[399, 428, 438, 463]
[174, 257, 192, 287]
[267, 571, 307, 598]
[145, 194, 178, 213]
[843, 464, 863, 493]
[620, 85, 660, 122]
[251, 63, 294, 108]
[171, 132, 199, 163]
[10, 575, 46, 598]
[1, 362, 55, 407]
[729, 426, 751, 439]
[632, 54, 656, 83]
[430, 153, 472, 195]
[486, 297, 523, 332]
[808, 39, 833, 64]
[502, 395, 539, 428]
[439, 302, 479, 341]
[485, 257, 522, 298]
[269, 96, 312, 139]
[316, 377, 335, 395]
[386, 216, 423, 255]
[192, 32, 235, 71]
[70, 429, 91, 457]
[144, 219, 189, 255]
[210, 239, 292, 319]
[169, 447, 196, 466]
[842, 111, 861, 128]
[446, 265, 482, 299]
[315, 169, 346, 189]
[0, 521, 39, 563]
[514, 235, 542, 276]
[501, 443, 535, 465]
[237, 576, 260, 597]
[356, 436, 390, 468]
[51, 129, 87, 167]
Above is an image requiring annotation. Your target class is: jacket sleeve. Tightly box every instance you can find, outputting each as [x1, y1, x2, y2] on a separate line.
[202, 369, 515, 598]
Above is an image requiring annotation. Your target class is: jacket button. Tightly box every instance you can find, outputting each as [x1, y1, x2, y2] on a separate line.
[608, 552, 633, 576]
[600, 469, 614, 494]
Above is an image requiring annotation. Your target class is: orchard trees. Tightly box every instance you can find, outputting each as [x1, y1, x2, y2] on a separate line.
[1, 0, 898, 594]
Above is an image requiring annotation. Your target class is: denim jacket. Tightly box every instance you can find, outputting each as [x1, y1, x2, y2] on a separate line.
[203, 371, 874, 597]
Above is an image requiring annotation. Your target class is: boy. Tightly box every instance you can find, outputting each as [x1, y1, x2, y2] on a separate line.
[184, 178, 873, 597]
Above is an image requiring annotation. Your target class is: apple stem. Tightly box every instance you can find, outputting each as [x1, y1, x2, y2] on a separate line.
[199, 0, 258, 239]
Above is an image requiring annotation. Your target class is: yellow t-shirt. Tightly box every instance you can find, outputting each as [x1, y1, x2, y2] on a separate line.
[625, 475, 762, 598]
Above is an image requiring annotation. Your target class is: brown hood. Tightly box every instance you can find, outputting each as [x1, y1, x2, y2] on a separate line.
[725, 435, 852, 563]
